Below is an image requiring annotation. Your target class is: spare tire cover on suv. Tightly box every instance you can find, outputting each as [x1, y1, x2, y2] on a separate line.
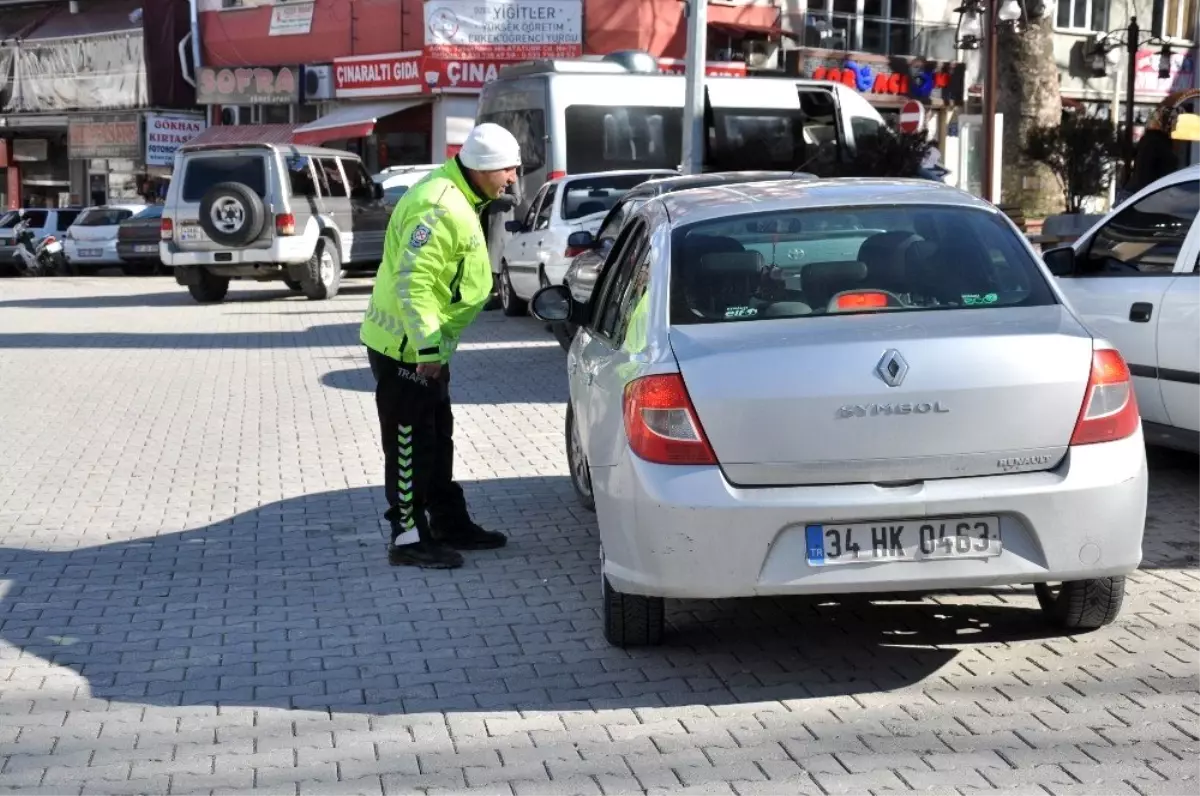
[199, 182, 266, 247]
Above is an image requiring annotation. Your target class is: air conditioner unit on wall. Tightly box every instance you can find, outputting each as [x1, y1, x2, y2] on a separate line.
[304, 65, 335, 102]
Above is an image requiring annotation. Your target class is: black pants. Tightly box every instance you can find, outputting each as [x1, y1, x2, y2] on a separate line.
[368, 347, 468, 542]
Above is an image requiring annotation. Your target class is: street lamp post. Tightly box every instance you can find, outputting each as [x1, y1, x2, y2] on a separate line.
[681, 0, 708, 175]
[954, 1, 1029, 204]
[1089, 17, 1176, 181]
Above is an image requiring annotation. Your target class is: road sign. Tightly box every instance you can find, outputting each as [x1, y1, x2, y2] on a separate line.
[899, 100, 925, 133]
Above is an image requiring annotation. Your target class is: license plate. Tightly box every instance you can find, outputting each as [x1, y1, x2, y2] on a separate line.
[178, 224, 202, 242]
[134, 244, 156, 253]
[806, 516, 1001, 566]
[46, 241, 64, 254]
[79, 248, 101, 257]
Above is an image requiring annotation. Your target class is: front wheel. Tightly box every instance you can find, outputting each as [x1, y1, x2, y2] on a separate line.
[1035, 577, 1126, 630]
[499, 262, 527, 317]
[566, 406, 595, 512]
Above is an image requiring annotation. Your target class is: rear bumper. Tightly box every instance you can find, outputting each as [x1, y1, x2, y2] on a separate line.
[597, 430, 1148, 599]
[65, 239, 122, 265]
[162, 236, 313, 268]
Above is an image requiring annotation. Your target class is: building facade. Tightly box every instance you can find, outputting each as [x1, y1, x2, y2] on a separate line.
[0, 0, 201, 211]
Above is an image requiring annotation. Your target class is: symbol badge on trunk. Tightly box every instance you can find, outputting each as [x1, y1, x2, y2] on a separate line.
[876, 349, 908, 388]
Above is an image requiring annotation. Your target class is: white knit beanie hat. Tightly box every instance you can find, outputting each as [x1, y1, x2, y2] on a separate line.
[459, 123, 522, 171]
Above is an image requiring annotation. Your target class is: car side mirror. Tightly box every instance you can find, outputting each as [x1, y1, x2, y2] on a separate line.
[1042, 246, 1076, 277]
[566, 230, 596, 250]
[529, 284, 584, 324]
[504, 219, 525, 233]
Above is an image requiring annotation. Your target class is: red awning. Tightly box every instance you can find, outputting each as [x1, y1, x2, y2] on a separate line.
[292, 99, 430, 146]
[709, 21, 799, 40]
[183, 124, 300, 149]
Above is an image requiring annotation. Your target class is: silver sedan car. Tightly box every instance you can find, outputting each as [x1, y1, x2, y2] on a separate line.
[530, 178, 1149, 648]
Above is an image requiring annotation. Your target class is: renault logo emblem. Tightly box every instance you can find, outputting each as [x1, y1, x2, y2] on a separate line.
[876, 349, 908, 388]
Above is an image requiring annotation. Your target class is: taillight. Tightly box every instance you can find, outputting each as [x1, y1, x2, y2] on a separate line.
[836, 292, 889, 310]
[275, 213, 296, 236]
[1070, 348, 1140, 445]
[623, 373, 716, 465]
[547, 170, 566, 181]
[565, 244, 588, 258]
[160, 217, 174, 241]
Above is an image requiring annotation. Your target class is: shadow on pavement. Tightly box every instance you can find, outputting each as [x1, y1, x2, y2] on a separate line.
[0, 480, 1076, 716]
[0, 278, 376, 311]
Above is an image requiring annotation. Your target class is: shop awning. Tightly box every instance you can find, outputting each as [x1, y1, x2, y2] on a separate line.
[292, 99, 431, 145]
[709, 21, 799, 40]
[184, 124, 301, 149]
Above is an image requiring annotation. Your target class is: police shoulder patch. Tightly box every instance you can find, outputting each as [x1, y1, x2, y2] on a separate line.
[409, 223, 432, 248]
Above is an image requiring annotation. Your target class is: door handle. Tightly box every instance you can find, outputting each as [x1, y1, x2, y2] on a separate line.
[1129, 302, 1153, 323]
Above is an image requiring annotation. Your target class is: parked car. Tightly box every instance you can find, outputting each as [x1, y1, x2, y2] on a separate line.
[0, 207, 84, 276]
[496, 168, 676, 315]
[373, 163, 438, 203]
[161, 142, 390, 303]
[551, 170, 814, 348]
[530, 177, 1148, 648]
[1042, 165, 1199, 454]
[63, 204, 146, 273]
[117, 205, 168, 275]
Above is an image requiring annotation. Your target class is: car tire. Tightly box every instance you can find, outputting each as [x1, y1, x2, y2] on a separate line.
[187, 269, 230, 304]
[284, 278, 303, 292]
[1034, 576, 1126, 630]
[198, 182, 266, 247]
[566, 405, 595, 512]
[603, 571, 665, 648]
[300, 239, 342, 301]
[499, 262, 527, 317]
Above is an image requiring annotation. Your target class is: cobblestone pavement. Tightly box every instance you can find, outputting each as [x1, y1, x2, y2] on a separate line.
[0, 277, 1196, 796]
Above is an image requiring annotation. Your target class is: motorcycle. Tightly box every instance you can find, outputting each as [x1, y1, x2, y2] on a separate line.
[11, 218, 72, 277]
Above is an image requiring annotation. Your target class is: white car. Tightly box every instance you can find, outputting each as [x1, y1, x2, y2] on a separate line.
[1042, 165, 1198, 454]
[64, 205, 147, 271]
[530, 178, 1148, 648]
[373, 164, 438, 204]
[496, 169, 677, 316]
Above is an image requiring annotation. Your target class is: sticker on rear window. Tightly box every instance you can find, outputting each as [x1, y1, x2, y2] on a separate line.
[962, 293, 998, 306]
[725, 306, 758, 318]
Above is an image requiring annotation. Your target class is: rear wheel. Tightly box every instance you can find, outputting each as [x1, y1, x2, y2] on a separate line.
[1035, 577, 1126, 630]
[602, 563, 665, 648]
[300, 240, 341, 300]
[499, 262, 527, 317]
[187, 269, 230, 303]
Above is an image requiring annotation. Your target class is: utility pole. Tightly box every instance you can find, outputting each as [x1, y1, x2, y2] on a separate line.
[681, 0, 708, 175]
[981, 1, 997, 203]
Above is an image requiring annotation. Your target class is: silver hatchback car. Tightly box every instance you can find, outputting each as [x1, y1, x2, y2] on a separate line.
[530, 178, 1149, 648]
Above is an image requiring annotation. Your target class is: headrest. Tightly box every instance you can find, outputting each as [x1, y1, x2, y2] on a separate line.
[697, 250, 764, 275]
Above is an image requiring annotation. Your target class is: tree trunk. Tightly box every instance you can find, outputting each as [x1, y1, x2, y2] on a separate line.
[996, 17, 1064, 217]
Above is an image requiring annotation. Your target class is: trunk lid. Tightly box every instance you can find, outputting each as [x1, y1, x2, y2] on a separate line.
[669, 306, 1093, 486]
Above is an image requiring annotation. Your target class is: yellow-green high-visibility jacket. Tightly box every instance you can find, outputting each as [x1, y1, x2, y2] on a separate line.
[360, 157, 492, 364]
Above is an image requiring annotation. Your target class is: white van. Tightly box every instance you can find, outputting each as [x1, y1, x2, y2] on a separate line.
[475, 56, 886, 272]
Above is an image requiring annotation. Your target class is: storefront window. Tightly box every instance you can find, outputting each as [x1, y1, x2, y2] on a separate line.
[259, 105, 292, 125]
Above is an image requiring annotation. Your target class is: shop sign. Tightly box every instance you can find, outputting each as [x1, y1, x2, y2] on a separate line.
[334, 52, 425, 98]
[1134, 48, 1196, 96]
[657, 59, 747, 78]
[145, 114, 206, 168]
[269, 0, 315, 36]
[68, 116, 141, 160]
[424, 0, 582, 60]
[196, 66, 300, 105]
[812, 61, 952, 99]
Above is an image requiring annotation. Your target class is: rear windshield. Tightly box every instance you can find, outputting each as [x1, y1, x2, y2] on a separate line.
[132, 205, 163, 220]
[182, 155, 267, 202]
[77, 208, 136, 227]
[8, 210, 49, 228]
[561, 174, 658, 221]
[669, 204, 1056, 325]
